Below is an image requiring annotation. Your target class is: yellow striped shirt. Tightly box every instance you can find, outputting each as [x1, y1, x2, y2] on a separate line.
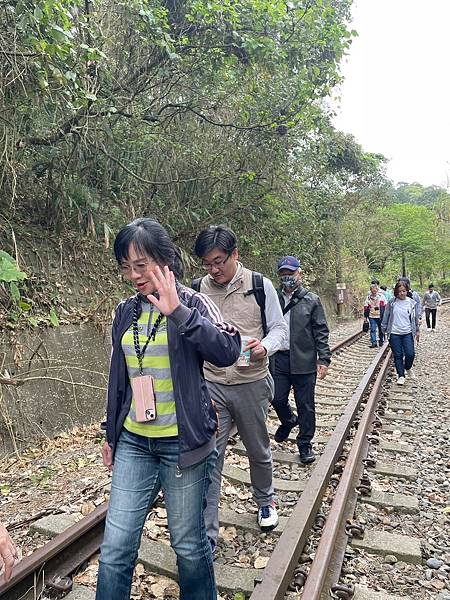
[122, 302, 178, 437]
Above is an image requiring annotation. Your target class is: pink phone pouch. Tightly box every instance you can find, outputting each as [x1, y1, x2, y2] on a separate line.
[131, 375, 157, 422]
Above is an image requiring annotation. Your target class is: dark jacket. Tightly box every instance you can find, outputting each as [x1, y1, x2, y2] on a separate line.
[277, 287, 331, 374]
[105, 285, 240, 469]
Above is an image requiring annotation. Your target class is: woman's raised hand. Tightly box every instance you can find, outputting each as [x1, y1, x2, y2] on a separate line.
[147, 266, 180, 316]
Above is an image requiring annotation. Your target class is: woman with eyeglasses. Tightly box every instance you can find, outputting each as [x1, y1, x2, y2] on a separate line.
[96, 218, 240, 600]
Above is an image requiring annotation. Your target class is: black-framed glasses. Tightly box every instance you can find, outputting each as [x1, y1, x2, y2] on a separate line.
[201, 254, 231, 271]
[118, 260, 153, 276]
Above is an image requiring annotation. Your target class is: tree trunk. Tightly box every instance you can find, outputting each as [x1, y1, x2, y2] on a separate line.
[401, 251, 406, 277]
[335, 221, 344, 317]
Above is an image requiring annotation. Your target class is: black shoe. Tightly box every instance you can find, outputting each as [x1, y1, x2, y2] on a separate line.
[369, 344, 377, 348]
[299, 445, 315, 464]
[274, 422, 296, 443]
[379, 340, 384, 346]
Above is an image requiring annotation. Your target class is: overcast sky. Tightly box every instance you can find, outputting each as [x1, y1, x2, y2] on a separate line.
[333, 0, 450, 189]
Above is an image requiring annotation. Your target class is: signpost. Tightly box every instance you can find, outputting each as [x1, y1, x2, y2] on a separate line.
[336, 283, 347, 316]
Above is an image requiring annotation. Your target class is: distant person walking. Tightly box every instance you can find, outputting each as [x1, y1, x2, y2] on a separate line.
[422, 284, 441, 331]
[382, 280, 420, 385]
[380, 285, 393, 302]
[364, 283, 386, 347]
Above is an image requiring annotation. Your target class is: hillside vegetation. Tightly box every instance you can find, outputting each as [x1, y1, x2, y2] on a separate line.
[1, 0, 449, 328]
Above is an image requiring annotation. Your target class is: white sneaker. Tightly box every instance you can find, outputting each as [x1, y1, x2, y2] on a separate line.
[426, 327, 431, 331]
[258, 503, 279, 531]
[397, 376, 405, 385]
[405, 369, 416, 379]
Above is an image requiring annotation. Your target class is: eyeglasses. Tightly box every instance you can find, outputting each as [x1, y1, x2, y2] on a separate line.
[118, 260, 152, 276]
[201, 254, 231, 271]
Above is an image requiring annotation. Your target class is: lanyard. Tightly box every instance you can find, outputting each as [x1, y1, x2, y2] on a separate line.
[132, 296, 164, 375]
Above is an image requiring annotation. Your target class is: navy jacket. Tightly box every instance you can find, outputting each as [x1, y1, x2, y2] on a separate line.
[105, 285, 240, 468]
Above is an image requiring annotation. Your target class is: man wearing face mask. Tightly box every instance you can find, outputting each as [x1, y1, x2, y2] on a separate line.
[271, 257, 331, 464]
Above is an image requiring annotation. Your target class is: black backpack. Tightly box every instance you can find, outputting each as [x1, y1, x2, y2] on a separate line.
[191, 271, 268, 336]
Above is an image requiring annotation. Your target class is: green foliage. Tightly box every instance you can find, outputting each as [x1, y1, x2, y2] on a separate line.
[436, 279, 450, 295]
[389, 183, 450, 208]
[30, 467, 53, 488]
[1, 0, 446, 319]
[49, 307, 60, 327]
[0, 251, 27, 283]
[0, 251, 31, 322]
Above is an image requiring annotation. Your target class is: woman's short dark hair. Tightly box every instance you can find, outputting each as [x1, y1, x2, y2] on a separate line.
[114, 218, 184, 279]
[393, 280, 409, 297]
[194, 225, 237, 258]
[429, 283, 434, 288]
[397, 276, 411, 287]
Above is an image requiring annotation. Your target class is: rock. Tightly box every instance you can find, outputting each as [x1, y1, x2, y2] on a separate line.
[384, 554, 398, 564]
[427, 558, 444, 569]
[299, 553, 310, 563]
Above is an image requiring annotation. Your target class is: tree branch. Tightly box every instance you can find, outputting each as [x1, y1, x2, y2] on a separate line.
[95, 143, 232, 186]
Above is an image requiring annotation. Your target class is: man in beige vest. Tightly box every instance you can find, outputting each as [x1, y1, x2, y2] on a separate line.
[194, 225, 287, 553]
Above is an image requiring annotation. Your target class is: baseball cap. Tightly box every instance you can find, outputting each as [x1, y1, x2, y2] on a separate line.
[277, 256, 301, 271]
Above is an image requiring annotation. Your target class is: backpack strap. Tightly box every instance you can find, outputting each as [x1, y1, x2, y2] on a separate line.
[244, 271, 268, 336]
[191, 277, 204, 292]
[282, 287, 308, 315]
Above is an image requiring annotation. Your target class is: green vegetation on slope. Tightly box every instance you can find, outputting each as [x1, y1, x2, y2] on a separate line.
[0, 1, 448, 328]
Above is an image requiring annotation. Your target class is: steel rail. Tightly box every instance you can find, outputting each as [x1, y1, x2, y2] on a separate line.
[1, 328, 367, 599]
[330, 330, 364, 353]
[301, 350, 392, 600]
[250, 343, 389, 600]
[228, 328, 364, 440]
[0, 504, 107, 599]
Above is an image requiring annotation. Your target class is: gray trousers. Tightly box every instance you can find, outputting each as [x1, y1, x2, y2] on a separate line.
[204, 375, 275, 542]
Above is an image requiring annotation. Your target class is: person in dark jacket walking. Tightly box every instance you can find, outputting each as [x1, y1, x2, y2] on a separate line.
[271, 257, 331, 464]
[422, 283, 441, 331]
[96, 219, 240, 600]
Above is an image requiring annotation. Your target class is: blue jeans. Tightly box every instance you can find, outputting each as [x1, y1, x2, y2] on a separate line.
[96, 429, 218, 600]
[369, 317, 384, 345]
[389, 333, 415, 377]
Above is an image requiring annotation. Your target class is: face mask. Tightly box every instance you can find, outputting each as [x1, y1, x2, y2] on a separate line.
[280, 275, 297, 290]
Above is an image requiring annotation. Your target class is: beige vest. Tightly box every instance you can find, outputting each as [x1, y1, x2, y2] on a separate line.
[199, 264, 268, 385]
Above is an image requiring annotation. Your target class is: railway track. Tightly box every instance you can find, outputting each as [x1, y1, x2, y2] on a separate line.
[0, 310, 446, 600]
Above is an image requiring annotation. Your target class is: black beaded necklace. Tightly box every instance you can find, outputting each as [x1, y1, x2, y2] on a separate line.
[132, 296, 164, 375]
